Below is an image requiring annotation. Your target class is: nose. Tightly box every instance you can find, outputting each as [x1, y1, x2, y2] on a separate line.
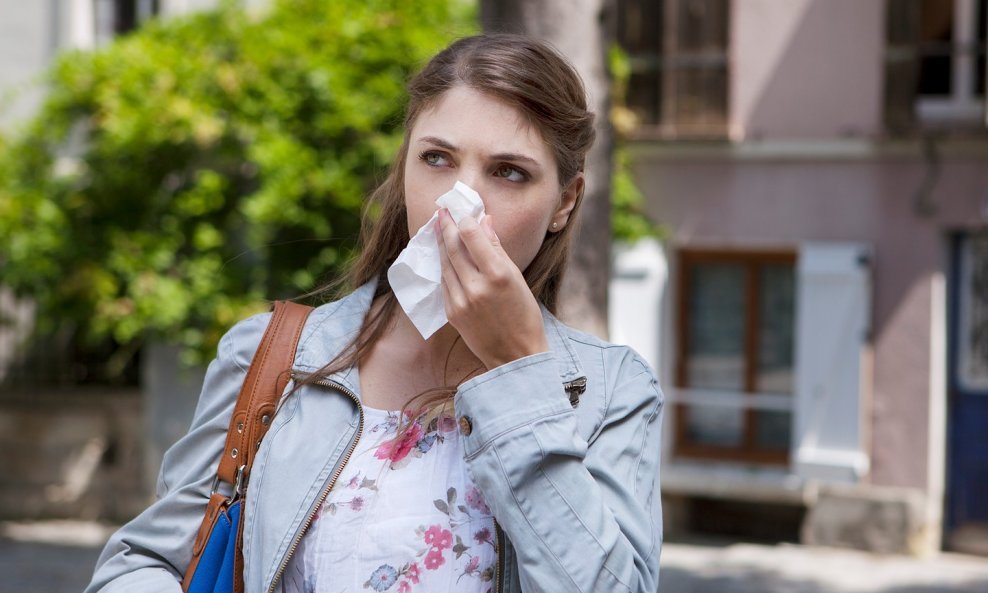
[456, 162, 486, 193]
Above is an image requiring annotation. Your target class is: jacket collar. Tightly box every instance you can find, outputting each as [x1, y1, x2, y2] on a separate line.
[291, 273, 585, 395]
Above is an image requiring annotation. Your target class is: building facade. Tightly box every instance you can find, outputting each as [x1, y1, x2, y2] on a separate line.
[611, 0, 988, 555]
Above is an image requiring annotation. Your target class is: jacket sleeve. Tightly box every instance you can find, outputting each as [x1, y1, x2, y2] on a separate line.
[85, 313, 270, 593]
[453, 346, 664, 593]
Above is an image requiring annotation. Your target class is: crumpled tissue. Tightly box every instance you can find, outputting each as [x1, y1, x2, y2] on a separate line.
[387, 180, 488, 339]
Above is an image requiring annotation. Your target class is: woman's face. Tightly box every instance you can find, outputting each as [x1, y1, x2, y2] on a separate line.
[403, 85, 580, 273]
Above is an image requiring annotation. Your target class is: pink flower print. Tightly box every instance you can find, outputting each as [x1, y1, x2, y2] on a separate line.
[438, 414, 457, 433]
[350, 496, 364, 511]
[405, 563, 420, 584]
[374, 422, 424, 464]
[397, 581, 411, 593]
[473, 527, 491, 545]
[424, 548, 445, 570]
[347, 475, 360, 489]
[423, 525, 441, 546]
[423, 525, 452, 550]
[466, 556, 480, 572]
[466, 486, 491, 515]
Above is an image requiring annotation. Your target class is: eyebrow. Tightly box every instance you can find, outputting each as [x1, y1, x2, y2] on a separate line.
[417, 136, 542, 168]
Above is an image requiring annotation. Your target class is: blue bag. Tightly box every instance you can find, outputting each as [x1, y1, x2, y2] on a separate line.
[186, 501, 241, 593]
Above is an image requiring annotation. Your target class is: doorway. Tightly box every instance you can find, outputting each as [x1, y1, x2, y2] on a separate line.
[946, 231, 988, 554]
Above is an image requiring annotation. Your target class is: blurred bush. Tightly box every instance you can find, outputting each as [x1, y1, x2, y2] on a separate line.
[0, 0, 476, 367]
[608, 43, 665, 243]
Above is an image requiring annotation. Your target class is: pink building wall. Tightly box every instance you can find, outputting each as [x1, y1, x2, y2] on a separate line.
[631, 149, 988, 491]
[731, 0, 885, 140]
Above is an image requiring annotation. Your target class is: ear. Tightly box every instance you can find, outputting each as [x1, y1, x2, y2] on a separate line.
[550, 172, 584, 232]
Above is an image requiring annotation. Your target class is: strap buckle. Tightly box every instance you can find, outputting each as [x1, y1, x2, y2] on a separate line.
[209, 464, 247, 505]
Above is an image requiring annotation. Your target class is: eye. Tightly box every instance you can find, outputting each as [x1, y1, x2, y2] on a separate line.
[493, 164, 528, 183]
[419, 151, 450, 167]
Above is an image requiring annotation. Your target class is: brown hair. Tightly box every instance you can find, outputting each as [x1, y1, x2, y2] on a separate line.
[291, 32, 596, 428]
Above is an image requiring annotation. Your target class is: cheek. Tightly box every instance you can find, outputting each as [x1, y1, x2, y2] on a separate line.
[403, 170, 435, 234]
[491, 209, 551, 271]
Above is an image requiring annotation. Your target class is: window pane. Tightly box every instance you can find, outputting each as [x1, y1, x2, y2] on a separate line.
[670, 0, 729, 135]
[958, 234, 988, 390]
[686, 405, 744, 447]
[887, 0, 922, 46]
[677, 0, 729, 53]
[758, 264, 796, 394]
[616, 0, 664, 128]
[687, 263, 745, 391]
[671, 63, 729, 133]
[755, 410, 791, 450]
[617, 0, 664, 55]
[884, 0, 922, 131]
[918, 0, 954, 96]
[627, 69, 662, 126]
[114, 0, 138, 33]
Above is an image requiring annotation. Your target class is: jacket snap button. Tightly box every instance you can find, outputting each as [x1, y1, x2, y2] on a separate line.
[458, 415, 473, 436]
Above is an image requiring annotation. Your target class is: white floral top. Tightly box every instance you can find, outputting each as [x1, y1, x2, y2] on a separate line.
[278, 405, 497, 593]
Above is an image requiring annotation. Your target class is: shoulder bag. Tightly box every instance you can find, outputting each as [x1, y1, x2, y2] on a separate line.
[182, 300, 314, 593]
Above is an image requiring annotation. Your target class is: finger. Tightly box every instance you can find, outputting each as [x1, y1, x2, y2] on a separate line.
[438, 208, 481, 280]
[435, 212, 464, 311]
[482, 215, 499, 243]
[455, 214, 503, 276]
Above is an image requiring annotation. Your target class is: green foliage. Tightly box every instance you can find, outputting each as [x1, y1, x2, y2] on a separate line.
[608, 43, 665, 244]
[0, 0, 476, 367]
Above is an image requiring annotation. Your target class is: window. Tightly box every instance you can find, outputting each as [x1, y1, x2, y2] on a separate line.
[885, 0, 987, 130]
[616, 0, 730, 139]
[957, 233, 988, 391]
[94, 0, 159, 45]
[674, 250, 797, 464]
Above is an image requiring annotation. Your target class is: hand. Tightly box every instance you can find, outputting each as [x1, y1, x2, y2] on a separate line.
[435, 208, 550, 371]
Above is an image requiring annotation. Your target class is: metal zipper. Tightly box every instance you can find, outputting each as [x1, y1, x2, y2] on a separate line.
[266, 373, 363, 593]
[494, 520, 505, 593]
[489, 374, 584, 593]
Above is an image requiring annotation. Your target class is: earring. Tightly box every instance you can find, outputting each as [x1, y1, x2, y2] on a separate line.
[552, 222, 558, 230]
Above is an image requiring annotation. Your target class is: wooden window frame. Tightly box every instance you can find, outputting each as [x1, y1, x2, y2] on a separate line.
[673, 249, 797, 465]
[617, 0, 731, 140]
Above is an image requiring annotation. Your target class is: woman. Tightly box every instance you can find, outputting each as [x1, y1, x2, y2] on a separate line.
[86, 32, 664, 593]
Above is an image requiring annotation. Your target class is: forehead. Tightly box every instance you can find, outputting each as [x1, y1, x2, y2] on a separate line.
[410, 86, 552, 161]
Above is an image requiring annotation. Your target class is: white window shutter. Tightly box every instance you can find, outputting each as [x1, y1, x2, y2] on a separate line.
[793, 243, 872, 482]
[609, 237, 666, 370]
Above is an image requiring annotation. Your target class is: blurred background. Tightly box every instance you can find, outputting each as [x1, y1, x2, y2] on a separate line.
[1, 0, 987, 592]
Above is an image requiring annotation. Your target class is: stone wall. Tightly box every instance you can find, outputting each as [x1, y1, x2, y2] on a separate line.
[0, 389, 149, 522]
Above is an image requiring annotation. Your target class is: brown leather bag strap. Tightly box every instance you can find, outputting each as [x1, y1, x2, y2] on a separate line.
[216, 300, 313, 488]
[183, 300, 313, 592]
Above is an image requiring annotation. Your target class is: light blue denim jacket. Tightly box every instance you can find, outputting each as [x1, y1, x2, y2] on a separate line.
[86, 275, 664, 593]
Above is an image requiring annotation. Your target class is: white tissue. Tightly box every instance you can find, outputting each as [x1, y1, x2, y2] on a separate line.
[387, 181, 488, 339]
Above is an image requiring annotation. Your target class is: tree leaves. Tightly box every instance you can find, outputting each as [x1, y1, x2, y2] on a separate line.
[0, 0, 477, 369]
